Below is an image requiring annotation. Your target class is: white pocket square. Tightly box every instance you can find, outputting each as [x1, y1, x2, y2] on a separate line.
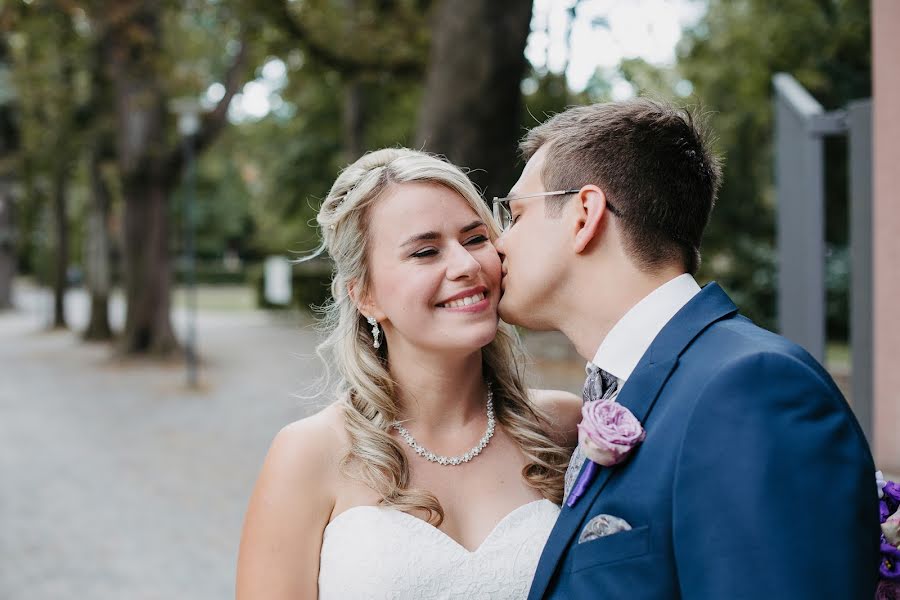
[577, 514, 632, 544]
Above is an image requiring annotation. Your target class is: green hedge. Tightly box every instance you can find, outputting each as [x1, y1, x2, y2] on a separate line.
[250, 258, 334, 312]
[173, 264, 249, 285]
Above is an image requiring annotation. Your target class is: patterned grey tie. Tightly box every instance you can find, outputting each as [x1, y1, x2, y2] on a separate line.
[563, 366, 620, 500]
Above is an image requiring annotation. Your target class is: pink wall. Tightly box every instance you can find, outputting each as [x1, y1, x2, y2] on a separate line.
[873, 0, 900, 473]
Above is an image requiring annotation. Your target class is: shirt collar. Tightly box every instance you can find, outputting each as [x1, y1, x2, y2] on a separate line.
[589, 274, 701, 383]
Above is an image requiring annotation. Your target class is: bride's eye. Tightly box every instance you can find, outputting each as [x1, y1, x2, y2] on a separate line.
[411, 248, 438, 258]
[465, 235, 488, 245]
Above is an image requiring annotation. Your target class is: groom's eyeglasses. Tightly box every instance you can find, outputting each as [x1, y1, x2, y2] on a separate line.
[492, 189, 620, 232]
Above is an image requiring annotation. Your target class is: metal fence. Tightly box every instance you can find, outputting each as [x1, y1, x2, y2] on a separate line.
[773, 73, 873, 443]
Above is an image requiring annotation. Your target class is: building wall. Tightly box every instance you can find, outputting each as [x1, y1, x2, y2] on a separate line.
[872, 0, 900, 474]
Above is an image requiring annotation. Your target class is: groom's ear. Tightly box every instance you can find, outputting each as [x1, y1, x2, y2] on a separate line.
[573, 185, 611, 254]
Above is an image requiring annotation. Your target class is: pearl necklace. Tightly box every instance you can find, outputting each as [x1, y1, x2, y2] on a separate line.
[392, 386, 495, 466]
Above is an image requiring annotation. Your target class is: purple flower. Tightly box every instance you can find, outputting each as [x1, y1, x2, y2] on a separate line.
[885, 482, 900, 509]
[882, 543, 900, 581]
[577, 399, 646, 467]
[877, 579, 900, 600]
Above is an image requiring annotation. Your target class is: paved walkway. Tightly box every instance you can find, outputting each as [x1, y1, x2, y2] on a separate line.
[1, 286, 342, 600]
[9, 285, 876, 600]
[0, 284, 584, 600]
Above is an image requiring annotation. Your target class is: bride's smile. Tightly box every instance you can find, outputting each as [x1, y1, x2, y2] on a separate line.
[238, 149, 577, 600]
[360, 180, 502, 354]
[434, 286, 489, 312]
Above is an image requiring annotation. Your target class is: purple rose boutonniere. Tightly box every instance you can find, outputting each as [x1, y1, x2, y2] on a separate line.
[877, 471, 900, 599]
[566, 399, 646, 508]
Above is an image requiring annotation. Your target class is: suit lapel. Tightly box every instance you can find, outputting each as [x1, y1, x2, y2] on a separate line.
[527, 357, 678, 600]
[527, 283, 739, 600]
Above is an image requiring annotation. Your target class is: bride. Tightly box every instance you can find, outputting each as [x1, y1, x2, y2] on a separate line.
[236, 148, 582, 599]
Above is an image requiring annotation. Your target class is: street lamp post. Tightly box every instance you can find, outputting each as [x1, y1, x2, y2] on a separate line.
[170, 98, 201, 388]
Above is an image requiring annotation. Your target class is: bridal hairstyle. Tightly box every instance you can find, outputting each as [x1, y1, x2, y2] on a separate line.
[310, 148, 571, 523]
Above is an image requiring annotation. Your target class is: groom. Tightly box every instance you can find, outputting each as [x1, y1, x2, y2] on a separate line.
[494, 99, 880, 599]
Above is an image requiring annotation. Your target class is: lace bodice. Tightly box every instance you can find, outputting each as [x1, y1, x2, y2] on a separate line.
[317, 499, 560, 599]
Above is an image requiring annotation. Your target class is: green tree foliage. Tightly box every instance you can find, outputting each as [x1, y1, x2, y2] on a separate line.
[209, 70, 346, 258]
[6, 0, 434, 304]
[674, 0, 870, 333]
[200, 58, 423, 260]
[200, 0, 430, 259]
[272, 0, 430, 78]
[4, 3, 101, 326]
[14, 0, 868, 346]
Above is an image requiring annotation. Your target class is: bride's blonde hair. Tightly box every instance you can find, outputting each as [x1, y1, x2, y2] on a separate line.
[311, 148, 571, 523]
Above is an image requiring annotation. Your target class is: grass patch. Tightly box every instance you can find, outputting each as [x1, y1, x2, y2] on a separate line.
[826, 341, 850, 371]
[172, 285, 257, 312]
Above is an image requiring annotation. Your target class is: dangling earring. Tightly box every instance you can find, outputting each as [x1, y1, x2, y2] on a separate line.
[367, 316, 381, 349]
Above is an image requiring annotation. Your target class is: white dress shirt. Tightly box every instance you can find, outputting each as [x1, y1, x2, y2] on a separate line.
[589, 274, 702, 388]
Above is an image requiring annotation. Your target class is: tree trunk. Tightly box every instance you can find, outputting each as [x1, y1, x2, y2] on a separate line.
[83, 150, 113, 341]
[120, 177, 177, 354]
[101, 0, 246, 356]
[1, 39, 18, 311]
[343, 78, 366, 162]
[51, 165, 68, 328]
[341, 0, 366, 163]
[415, 0, 533, 198]
[0, 186, 13, 310]
[106, 1, 176, 355]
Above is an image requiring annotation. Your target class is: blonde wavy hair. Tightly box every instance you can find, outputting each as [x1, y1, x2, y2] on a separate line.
[310, 148, 572, 523]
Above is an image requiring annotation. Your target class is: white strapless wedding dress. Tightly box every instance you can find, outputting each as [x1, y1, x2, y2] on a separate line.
[318, 498, 560, 599]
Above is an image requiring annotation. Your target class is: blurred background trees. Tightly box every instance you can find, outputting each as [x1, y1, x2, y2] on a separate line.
[0, 21, 18, 311]
[0, 0, 871, 356]
[415, 0, 533, 198]
[677, 0, 870, 336]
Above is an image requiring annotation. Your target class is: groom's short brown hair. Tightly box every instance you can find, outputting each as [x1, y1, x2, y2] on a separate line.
[521, 98, 722, 275]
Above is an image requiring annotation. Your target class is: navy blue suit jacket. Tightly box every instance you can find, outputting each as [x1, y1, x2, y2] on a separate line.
[528, 283, 880, 600]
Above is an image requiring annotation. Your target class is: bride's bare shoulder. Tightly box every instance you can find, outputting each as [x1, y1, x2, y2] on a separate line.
[241, 401, 348, 531]
[273, 400, 349, 467]
[237, 400, 349, 597]
[528, 388, 582, 447]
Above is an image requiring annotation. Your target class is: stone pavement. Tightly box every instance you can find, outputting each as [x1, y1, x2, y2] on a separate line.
[3, 283, 890, 600]
[0, 287, 337, 600]
[0, 285, 585, 600]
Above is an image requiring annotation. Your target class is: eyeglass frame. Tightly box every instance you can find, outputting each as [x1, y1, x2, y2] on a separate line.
[491, 188, 620, 232]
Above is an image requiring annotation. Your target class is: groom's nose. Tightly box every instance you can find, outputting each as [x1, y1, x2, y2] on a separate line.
[494, 231, 507, 258]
